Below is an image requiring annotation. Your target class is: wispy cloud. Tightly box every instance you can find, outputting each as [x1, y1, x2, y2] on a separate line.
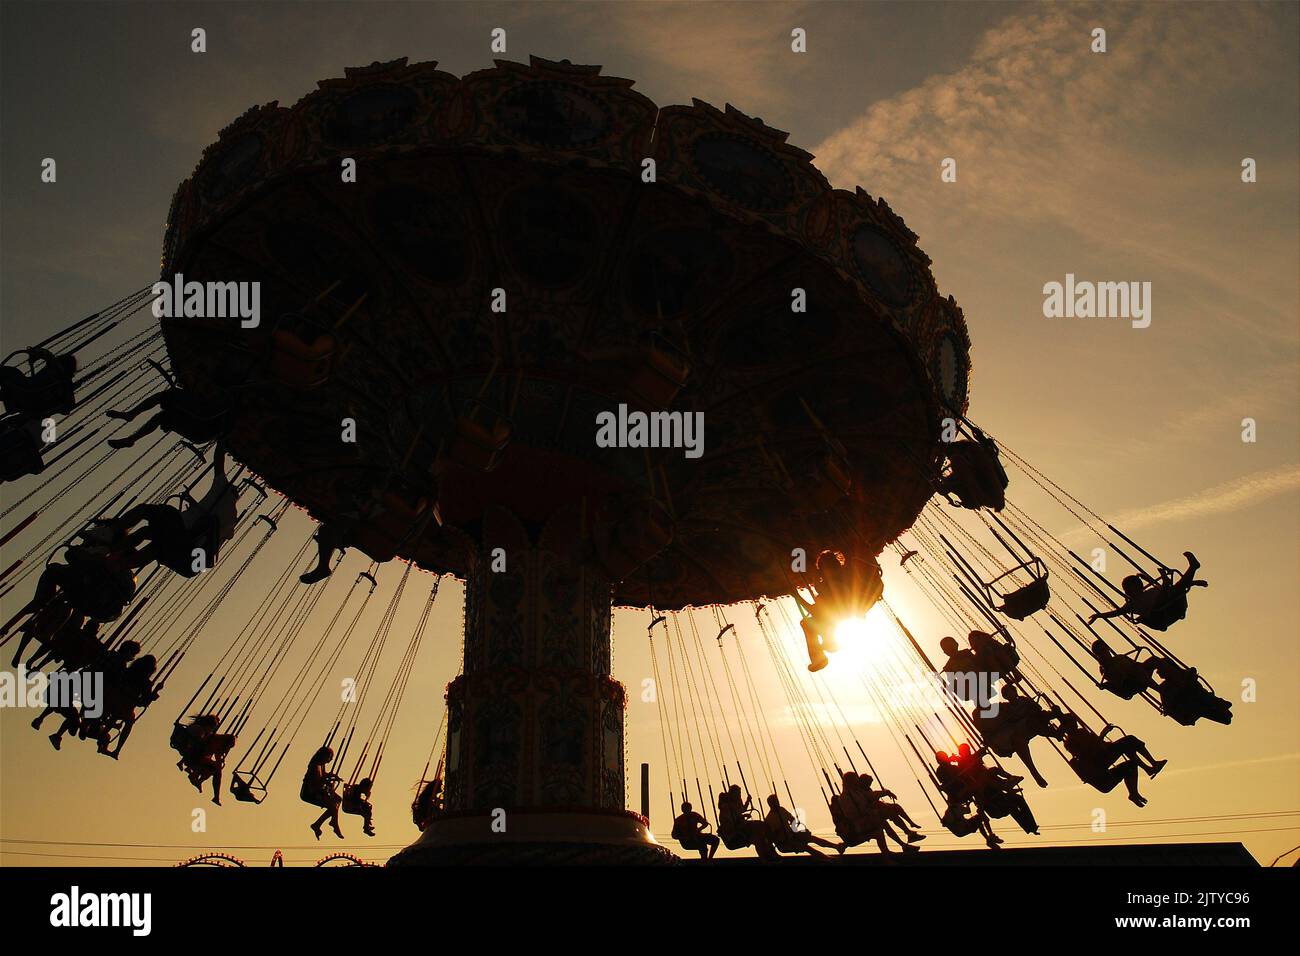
[1159, 751, 1300, 779]
[1104, 463, 1300, 534]
[548, 1, 814, 111]
[810, 3, 1299, 346]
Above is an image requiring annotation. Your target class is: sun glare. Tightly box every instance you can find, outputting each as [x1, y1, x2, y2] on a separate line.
[832, 606, 894, 676]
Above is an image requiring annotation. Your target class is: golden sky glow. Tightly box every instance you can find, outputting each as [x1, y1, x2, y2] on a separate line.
[2, 1, 1297, 866]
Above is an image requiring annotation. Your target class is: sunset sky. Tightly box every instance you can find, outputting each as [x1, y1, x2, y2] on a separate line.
[2, 1, 1297, 866]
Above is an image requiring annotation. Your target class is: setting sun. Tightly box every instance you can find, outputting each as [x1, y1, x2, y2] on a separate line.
[833, 606, 894, 675]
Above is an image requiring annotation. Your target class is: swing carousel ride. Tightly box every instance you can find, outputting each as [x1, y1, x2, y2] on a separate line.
[0, 57, 1230, 865]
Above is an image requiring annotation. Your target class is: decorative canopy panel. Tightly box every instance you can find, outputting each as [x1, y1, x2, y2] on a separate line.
[161, 56, 973, 609]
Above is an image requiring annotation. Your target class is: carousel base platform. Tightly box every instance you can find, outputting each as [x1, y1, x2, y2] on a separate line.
[387, 809, 679, 866]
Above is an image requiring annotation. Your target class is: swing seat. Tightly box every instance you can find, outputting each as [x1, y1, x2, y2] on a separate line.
[942, 440, 1008, 511]
[231, 770, 267, 804]
[63, 562, 137, 622]
[442, 403, 511, 473]
[0, 422, 45, 481]
[834, 826, 871, 848]
[997, 576, 1050, 620]
[353, 493, 429, 563]
[840, 803, 883, 839]
[156, 517, 222, 578]
[35, 623, 99, 671]
[676, 833, 710, 853]
[1099, 724, 1129, 746]
[977, 444, 1010, 496]
[942, 804, 985, 837]
[969, 631, 1020, 676]
[300, 781, 338, 809]
[1159, 683, 1232, 727]
[1102, 675, 1147, 701]
[2, 377, 76, 419]
[169, 723, 192, 755]
[1069, 757, 1120, 793]
[1, 352, 77, 418]
[718, 828, 752, 852]
[270, 329, 335, 389]
[944, 476, 1005, 511]
[168, 408, 230, 444]
[1134, 592, 1187, 631]
[979, 790, 1020, 820]
[980, 714, 1039, 760]
[1157, 694, 1199, 727]
[205, 733, 236, 762]
[1100, 650, 1154, 699]
[829, 798, 862, 845]
[771, 835, 807, 854]
[353, 533, 400, 564]
[20, 600, 76, 654]
[342, 795, 371, 817]
[626, 339, 691, 408]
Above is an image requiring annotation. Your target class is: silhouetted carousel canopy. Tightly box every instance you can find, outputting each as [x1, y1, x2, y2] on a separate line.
[160, 55, 973, 609]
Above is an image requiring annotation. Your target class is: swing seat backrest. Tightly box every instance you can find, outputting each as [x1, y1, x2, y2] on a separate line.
[946, 442, 1007, 510]
[445, 406, 511, 472]
[1070, 757, 1118, 792]
[984, 445, 1009, 489]
[979, 789, 1020, 819]
[2, 373, 76, 418]
[166, 389, 226, 420]
[300, 779, 332, 807]
[627, 340, 691, 408]
[719, 828, 752, 851]
[1136, 591, 1187, 631]
[154, 511, 220, 576]
[941, 803, 982, 836]
[65, 562, 136, 621]
[998, 577, 1050, 620]
[231, 772, 266, 804]
[190, 513, 224, 561]
[353, 493, 428, 563]
[169, 412, 228, 444]
[270, 329, 335, 389]
[1099, 724, 1128, 745]
[0, 420, 45, 478]
[157, 539, 205, 578]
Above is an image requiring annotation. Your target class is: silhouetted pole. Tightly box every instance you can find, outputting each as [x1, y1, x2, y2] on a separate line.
[640, 763, 650, 821]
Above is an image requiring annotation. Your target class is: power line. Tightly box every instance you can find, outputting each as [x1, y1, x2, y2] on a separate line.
[5, 825, 1296, 863]
[4, 809, 1295, 852]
